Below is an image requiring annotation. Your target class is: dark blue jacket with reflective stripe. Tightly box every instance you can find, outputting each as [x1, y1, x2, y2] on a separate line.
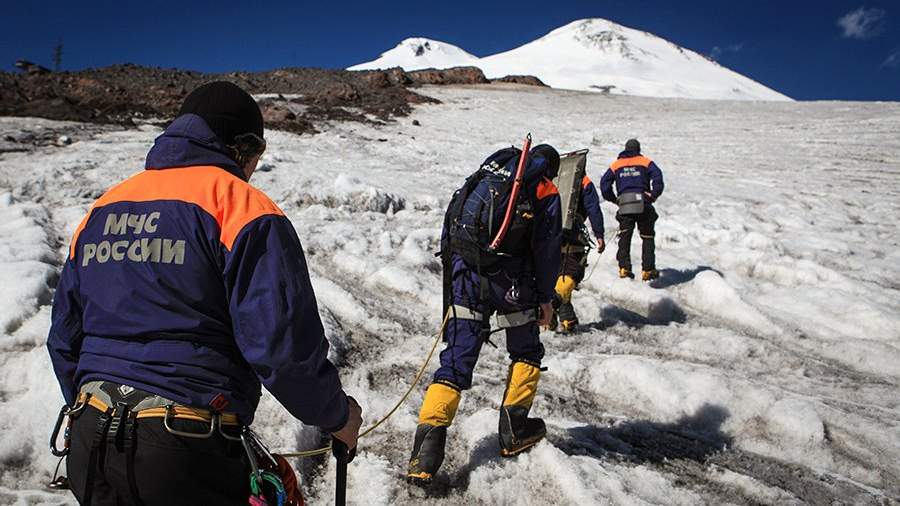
[47, 114, 349, 430]
[599, 150, 665, 203]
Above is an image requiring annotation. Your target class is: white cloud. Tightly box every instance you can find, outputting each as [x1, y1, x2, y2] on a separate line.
[710, 43, 744, 61]
[837, 7, 886, 39]
[883, 50, 900, 68]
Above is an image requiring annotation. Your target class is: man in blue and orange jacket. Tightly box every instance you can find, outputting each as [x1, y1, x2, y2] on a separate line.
[552, 173, 605, 332]
[599, 139, 665, 281]
[407, 145, 562, 485]
[47, 82, 362, 505]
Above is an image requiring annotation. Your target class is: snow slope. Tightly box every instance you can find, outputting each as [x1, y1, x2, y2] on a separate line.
[348, 37, 479, 72]
[1, 87, 899, 504]
[349, 18, 791, 101]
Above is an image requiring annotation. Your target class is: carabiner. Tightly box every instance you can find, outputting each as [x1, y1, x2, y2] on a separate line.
[50, 405, 70, 457]
[50, 396, 89, 457]
[245, 429, 278, 468]
[241, 429, 263, 490]
[217, 416, 242, 441]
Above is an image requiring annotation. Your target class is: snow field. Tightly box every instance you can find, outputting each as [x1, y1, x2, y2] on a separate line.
[0, 84, 898, 504]
[0, 192, 68, 501]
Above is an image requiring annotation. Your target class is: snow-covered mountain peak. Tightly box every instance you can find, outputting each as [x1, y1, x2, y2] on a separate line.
[349, 18, 792, 101]
[568, 19, 646, 60]
[347, 37, 478, 71]
[397, 38, 467, 58]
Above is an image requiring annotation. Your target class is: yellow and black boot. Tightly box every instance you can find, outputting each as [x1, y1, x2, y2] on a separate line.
[554, 275, 579, 333]
[558, 301, 578, 333]
[499, 361, 546, 457]
[642, 269, 660, 281]
[407, 382, 460, 485]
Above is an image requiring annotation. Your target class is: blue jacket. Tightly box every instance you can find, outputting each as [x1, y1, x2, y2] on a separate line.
[47, 114, 349, 430]
[526, 174, 562, 304]
[578, 176, 605, 240]
[599, 150, 664, 204]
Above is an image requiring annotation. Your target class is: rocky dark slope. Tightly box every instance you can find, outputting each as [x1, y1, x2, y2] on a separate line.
[0, 64, 543, 134]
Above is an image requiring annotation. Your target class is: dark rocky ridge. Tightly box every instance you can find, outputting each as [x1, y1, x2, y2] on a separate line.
[0, 64, 544, 135]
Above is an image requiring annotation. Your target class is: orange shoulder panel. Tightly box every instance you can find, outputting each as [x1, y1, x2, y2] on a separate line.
[536, 178, 559, 200]
[69, 166, 284, 258]
[581, 175, 593, 189]
[610, 156, 652, 172]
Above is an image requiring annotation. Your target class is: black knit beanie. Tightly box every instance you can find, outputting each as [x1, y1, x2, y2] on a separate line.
[625, 138, 641, 153]
[531, 144, 560, 180]
[178, 81, 263, 146]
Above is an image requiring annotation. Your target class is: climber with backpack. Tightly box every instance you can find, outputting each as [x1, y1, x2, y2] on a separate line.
[548, 150, 606, 334]
[406, 137, 562, 486]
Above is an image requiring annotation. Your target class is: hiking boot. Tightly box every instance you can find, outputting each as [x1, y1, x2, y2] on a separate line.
[406, 424, 447, 485]
[557, 301, 578, 334]
[641, 269, 659, 281]
[499, 361, 545, 456]
[499, 405, 546, 457]
[407, 382, 460, 485]
[619, 267, 634, 279]
[559, 318, 579, 333]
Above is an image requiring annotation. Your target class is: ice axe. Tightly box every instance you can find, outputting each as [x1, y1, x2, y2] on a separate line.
[488, 133, 532, 252]
[331, 438, 355, 506]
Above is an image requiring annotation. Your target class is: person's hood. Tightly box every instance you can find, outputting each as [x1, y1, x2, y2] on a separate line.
[145, 114, 245, 180]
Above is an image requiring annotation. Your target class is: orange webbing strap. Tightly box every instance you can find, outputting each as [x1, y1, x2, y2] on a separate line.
[78, 392, 241, 426]
[136, 407, 240, 426]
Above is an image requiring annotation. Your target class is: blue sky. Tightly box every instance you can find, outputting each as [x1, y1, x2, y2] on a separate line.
[1, 0, 898, 101]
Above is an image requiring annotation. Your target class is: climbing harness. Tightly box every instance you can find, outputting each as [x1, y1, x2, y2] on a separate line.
[48, 382, 245, 503]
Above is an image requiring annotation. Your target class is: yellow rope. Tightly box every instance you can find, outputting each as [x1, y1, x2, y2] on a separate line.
[280, 309, 450, 459]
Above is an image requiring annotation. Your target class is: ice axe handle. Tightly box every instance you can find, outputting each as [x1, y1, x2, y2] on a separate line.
[331, 437, 356, 463]
[331, 438, 355, 506]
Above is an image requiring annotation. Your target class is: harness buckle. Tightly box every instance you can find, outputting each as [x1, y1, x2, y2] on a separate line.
[107, 402, 131, 449]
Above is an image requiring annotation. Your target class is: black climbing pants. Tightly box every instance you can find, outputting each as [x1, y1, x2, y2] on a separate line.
[616, 205, 658, 271]
[66, 404, 249, 506]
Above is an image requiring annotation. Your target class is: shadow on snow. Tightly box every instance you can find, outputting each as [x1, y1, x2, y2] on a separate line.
[553, 403, 732, 466]
[649, 265, 722, 290]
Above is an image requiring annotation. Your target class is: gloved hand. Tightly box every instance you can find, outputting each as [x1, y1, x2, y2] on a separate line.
[332, 396, 363, 450]
[597, 238, 606, 254]
[644, 192, 656, 203]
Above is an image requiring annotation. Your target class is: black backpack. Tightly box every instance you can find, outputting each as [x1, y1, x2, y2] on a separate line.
[441, 147, 537, 270]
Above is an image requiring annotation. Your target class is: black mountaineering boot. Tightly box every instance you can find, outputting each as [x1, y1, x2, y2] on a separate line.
[407, 423, 447, 486]
[557, 301, 578, 333]
[499, 361, 546, 457]
[406, 382, 460, 485]
[499, 405, 547, 457]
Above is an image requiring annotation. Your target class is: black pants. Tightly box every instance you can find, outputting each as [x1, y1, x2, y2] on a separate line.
[560, 235, 589, 282]
[616, 206, 658, 271]
[67, 405, 248, 506]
